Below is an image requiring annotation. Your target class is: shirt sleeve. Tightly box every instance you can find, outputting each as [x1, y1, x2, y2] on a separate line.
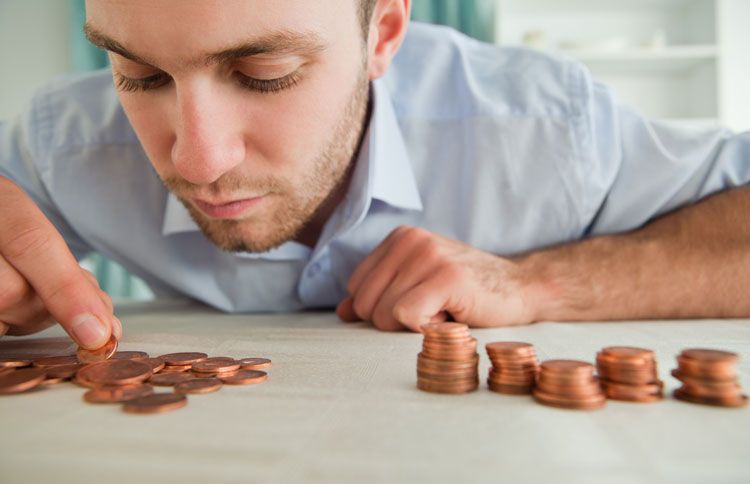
[566, 63, 750, 236]
[0, 93, 94, 261]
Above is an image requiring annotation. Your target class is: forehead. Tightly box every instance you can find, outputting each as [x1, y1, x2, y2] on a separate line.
[85, 0, 358, 65]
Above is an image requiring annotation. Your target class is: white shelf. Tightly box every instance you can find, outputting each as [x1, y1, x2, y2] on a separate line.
[558, 45, 718, 73]
[495, 0, 750, 131]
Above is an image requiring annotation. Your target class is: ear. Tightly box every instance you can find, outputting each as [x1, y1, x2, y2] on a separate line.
[366, 0, 411, 80]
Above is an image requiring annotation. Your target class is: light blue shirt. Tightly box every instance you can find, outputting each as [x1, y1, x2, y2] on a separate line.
[2, 22, 749, 312]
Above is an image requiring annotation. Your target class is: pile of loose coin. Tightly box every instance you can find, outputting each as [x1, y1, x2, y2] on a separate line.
[416, 323, 746, 410]
[0, 335, 271, 414]
[416, 322, 479, 394]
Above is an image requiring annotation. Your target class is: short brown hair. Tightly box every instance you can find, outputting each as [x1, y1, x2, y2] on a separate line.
[358, 0, 378, 38]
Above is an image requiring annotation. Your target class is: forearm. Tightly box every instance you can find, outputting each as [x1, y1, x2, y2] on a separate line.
[521, 186, 750, 321]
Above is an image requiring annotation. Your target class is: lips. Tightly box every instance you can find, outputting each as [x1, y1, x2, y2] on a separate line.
[192, 196, 265, 219]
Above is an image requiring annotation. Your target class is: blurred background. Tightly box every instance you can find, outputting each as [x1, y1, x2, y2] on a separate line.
[1, 0, 749, 300]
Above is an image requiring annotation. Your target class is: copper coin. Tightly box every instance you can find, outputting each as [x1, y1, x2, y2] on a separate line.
[174, 377, 223, 394]
[219, 369, 268, 385]
[139, 358, 166, 373]
[76, 334, 119, 364]
[417, 379, 478, 394]
[0, 357, 32, 369]
[149, 372, 195, 386]
[159, 364, 192, 373]
[485, 342, 536, 357]
[673, 388, 748, 408]
[0, 368, 46, 394]
[238, 358, 272, 370]
[122, 393, 188, 414]
[39, 376, 67, 386]
[77, 359, 152, 386]
[158, 352, 208, 366]
[191, 358, 240, 374]
[84, 384, 154, 404]
[0, 368, 14, 377]
[45, 363, 83, 380]
[532, 388, 607, 410]
[540, 360, 594, 376]
[680, 348, 738, 364]
[676, 356, 737, 380]
[32, 355, 79, 368]
[110, 351, 150, 360]
[600, 346, 655, 362]
[487, 381, 533, 395]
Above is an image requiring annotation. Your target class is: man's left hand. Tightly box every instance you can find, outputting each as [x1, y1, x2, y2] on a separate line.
[336, 225, 537, 331]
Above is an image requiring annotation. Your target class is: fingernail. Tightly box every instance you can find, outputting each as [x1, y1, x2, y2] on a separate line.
[112, 316, 123, 340]
[70, 314, 108, 349]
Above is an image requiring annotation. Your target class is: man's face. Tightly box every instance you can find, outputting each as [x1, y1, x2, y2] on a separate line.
[85, 0, 370, 252]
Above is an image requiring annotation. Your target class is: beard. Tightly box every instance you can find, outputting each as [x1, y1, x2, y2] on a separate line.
[162, 69, 370, 253]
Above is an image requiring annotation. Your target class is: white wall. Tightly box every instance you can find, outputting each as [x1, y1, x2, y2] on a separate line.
[0, 0, 72, 121]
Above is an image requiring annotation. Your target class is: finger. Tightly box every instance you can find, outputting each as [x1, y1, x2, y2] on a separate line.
[347, 225, 411, 295]
[5, 316, 55, 336]
[0, 178, 113, 349]
[82, 269, 101, 288]
[335, 297, 361, 322]
[0, 321, 8, 337]
[392, 270, 457, 332]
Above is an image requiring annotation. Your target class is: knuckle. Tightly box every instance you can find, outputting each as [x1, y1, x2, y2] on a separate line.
[352, 297, 372, 321]
[2, 224, 54, 261]
[0, 278, 28, 309]
[438, 263, 465, 282]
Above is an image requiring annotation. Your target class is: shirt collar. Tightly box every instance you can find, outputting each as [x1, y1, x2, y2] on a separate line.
[160, 77, 422, 259]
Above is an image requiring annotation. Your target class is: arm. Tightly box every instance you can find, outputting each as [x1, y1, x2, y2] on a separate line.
[524, 185, 750, 321]
[337, 185, 750, 331]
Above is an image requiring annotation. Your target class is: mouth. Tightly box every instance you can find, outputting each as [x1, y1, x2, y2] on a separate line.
[191, 196, 266, 220]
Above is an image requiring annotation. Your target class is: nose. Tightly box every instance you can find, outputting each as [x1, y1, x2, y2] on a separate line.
[170, 80, 246, 185]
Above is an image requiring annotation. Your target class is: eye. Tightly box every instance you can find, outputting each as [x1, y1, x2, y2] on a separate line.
[114, 72, 171, 92]
[235, 71, 302, 94]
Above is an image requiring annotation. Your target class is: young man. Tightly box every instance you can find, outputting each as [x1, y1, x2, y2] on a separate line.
[1, 0, 749, 350]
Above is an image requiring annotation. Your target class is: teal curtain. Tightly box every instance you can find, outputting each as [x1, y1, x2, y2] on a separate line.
[71, 0, 152, 300]
[411, 0, 495, 43]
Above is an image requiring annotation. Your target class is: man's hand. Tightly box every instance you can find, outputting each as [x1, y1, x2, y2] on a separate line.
[0, 177, 121, 348]
[336, 225, 536, 332]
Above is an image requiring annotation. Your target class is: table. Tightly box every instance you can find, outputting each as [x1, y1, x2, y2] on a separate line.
[1, 300, 749, 484]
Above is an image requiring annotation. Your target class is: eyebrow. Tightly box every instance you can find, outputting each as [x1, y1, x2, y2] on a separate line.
[83, 23, 327, 68]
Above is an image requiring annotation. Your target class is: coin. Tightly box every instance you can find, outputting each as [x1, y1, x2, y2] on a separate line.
[0, 368, 47, 395]
[174, 377, 223, 394]
[76, 334, 119, 364]
[138, 358, 166, 373]
[77, 360, 152, 386]
[191, 358, 240, 374]
[417, 323, 479, 395]
[673, 348, 747, 407]
[0, 357, 32, 369]
[238, 358, 272, 370]
[32, 355, 80, 368]
[122, 393, 187, 414]
[149, 372, 195, 386]
[84, 384, 154, 404]
[219, 370, 268, 385]
[158, 352, 208, 366]
[45, 364, 83, 380]
[110, 351, 150, 360]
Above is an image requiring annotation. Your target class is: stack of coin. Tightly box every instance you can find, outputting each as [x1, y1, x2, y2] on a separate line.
[596, 346, 663, 403]
[533, 360, 606, 410]
[416, 322, 479, 394]
[485, 342, 538, 395]
[672, 348, 748, 408]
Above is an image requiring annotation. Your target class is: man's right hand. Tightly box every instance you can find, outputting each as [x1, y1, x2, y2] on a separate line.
[0, 177, 120, 348]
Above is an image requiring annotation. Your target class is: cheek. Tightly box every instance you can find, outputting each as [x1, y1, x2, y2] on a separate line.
[117, 94, 175, 178]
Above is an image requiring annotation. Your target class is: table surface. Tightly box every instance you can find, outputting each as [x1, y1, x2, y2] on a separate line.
[1, 300, 749, 484]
